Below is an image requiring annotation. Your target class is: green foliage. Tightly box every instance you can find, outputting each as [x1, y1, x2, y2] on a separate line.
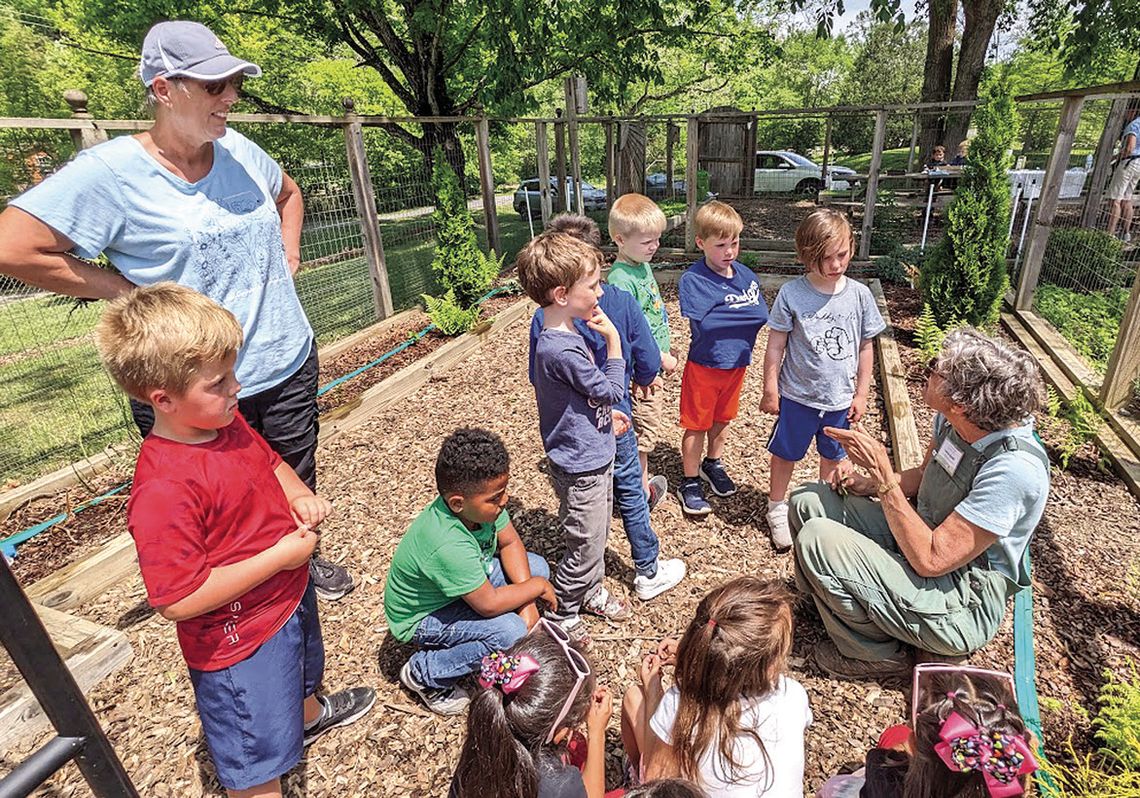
[1045, 386, 1063, 419]
[1095, 661, 1140, 770]
[429, 148, 502, 308]
[919, 71, 1017, 329]
[696, 170, 711, 200]
[873, 244, 921, 286]
[1052, 390, 1101, 470]
[1040, 228, 1129, 293]
[915, 304, 946, 364]
[1033, 283, 1127, 370]
[1043, 742, 1140, 797]
[422, 289, 482, 336]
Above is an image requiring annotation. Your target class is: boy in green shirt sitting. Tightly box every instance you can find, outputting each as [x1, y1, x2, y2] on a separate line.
[384, 428, 554, 714]
[607, 193, 678, 506]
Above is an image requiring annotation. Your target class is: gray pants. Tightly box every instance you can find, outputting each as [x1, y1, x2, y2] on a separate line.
[548, 460, 614, 619]
[790, 483, 1012, 661]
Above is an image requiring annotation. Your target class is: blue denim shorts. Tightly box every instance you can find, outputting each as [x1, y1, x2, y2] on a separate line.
[767, 396, 850, 462]
[189, 583, 324, 790]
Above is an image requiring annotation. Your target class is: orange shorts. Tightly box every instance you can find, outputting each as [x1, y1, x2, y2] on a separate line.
[679, 361, 747, 431]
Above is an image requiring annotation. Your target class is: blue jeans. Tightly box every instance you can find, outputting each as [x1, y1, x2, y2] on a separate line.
[614, 428, 660, 577]
[408, 553, 549, 690]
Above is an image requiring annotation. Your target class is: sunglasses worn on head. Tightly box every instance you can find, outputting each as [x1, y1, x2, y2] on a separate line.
[538, 618, 591, 745]
[911, 663, 1017, 727]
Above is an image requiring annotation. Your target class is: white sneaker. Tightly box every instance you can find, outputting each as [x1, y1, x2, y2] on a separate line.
[634, 558, 687, 600]
[767, 500, 792, 552]
[399, 661, 470, 715]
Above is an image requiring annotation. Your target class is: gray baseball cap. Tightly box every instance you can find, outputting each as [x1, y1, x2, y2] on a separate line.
[139, 21, 262, 87]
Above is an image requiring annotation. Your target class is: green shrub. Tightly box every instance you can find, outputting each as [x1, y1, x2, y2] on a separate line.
[1042, 742, 1140, 797]
[1095, 661, 1140, 770]
[874, 244, 922, 286]
[697, 170, 711, 200]
[1033, 283, 1127, 369]
[422, 289, 482, 336]
[1040, 228, 1128, 293]
[1056, 390, 1101, 469]
[919, 71, 1016, 328]
[430, 146, 502, 307]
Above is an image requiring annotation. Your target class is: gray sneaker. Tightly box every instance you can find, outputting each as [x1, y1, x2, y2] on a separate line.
[310, 555, 354, 601]
[303, 686, 376, 746]
[646, 475, 668, 512]
[399, 661, 470, 715]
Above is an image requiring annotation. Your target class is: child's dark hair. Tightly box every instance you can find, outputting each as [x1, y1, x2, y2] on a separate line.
[671, 577, 793, 787]
[547, 213, 602, 247]
[435, 427, 510, 496]
[904, 671, 1033, 798]
[625, 778, 709, 798]
[451, 629, 596, 798]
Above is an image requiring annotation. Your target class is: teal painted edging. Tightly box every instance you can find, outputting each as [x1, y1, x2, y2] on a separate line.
[1014, 551, 1058, 795]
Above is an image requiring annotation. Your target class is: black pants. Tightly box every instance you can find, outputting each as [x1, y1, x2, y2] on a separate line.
[131, 343, 320, 490]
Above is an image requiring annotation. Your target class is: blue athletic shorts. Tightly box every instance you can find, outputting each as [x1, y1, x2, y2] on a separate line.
[767, 396, 850, 462]
[189, 582, 325, 791]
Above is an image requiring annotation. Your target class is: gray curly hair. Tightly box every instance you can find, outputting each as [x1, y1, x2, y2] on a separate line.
[933, 328, 1045, 431]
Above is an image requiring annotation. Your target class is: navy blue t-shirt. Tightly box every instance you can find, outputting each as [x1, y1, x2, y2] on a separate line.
[678, 258, 769, 369]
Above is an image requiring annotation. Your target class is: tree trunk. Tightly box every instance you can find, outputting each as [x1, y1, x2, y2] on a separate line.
[918, 0, 958, 164]
[942, 0, 1004, 155]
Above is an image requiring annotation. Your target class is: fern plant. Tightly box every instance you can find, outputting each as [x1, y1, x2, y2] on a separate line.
[1095, 660, 1140, 770]
[1045, 386, 1063, 418]
[423, 289, 482, 336]
[915, 304, 946, 364]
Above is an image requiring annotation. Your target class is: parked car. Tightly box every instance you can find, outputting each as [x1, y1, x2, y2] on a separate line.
[513, 177, 607, 218]
[644, 172, 685, 199]
[753, 151, 858, 194]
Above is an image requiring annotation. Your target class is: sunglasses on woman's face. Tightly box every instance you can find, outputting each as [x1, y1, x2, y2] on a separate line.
[538, 618, 592, 745]
[200, 75, 244, 96]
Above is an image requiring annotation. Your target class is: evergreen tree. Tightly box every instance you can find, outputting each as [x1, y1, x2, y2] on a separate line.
[919, 71, 1017, 328]
[429, 147, 501, 309]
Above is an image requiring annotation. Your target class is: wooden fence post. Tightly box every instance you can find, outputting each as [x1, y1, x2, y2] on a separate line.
[63, 91, 108, 151]
[665, 123, 678, 201]
[820, 114, 833, 199]
[342, 117, 394, 319]
[686, 116, 699, 253]
[564, 77, 584, 215]
[1081, 100, 1130, 228]
[604, 122, 616, 210]
[536, 121, 552, 226]
[1101, 267, 1140, 409]
[1014, 95, 1085, 310]
[554, 112, 568, 214]
[905, 111, 920, 174]
[475, 117, 501, 255]
[858, 110, 888, 260]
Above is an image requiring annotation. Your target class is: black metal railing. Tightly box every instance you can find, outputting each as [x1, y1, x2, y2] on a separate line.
[0, 555, 138, 797]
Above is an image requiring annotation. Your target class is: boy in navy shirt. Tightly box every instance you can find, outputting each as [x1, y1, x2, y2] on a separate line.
[676, 201, 769, 516]
[517, 230, 630, 635]
[527, 215, 687, 603]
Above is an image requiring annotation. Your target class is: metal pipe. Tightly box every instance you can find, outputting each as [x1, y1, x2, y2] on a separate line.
[0, 736, 86, 798]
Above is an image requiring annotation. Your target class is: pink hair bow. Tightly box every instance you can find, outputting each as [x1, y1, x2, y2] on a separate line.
[934, 711, 1038, 798]
[478, 652, 540, 694]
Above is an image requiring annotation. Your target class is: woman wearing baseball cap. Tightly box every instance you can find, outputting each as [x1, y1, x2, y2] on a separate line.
[0, 20, 353, 600]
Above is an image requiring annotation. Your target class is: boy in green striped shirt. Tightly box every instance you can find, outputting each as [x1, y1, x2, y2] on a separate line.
[607, 193, 677, 506]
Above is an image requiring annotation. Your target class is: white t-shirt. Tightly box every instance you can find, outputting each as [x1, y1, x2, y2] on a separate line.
[649, 677, 812, 798]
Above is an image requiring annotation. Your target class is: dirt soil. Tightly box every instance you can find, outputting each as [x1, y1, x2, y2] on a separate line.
[5, 284, 1138, 797]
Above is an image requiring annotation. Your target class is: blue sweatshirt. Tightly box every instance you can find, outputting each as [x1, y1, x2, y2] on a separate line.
[678, 257, 769, 369]
[528, 284, 661, 415]
[532, 328, 627, 473]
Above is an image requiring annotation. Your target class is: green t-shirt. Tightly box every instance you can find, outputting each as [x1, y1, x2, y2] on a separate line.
[607, 260, 671, 353]
[383, 496, 509, 641]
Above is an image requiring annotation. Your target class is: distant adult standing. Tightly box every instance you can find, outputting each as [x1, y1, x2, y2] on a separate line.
[1107, 103, 1140, 243]
[0, 20, 353, 601]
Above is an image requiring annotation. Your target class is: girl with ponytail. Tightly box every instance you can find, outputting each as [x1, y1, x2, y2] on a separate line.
[450, 619, 612, 798]
[620, 577, 811, 797]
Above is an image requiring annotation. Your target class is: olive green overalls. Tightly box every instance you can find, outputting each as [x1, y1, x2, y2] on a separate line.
[789, 421, 1049, 662]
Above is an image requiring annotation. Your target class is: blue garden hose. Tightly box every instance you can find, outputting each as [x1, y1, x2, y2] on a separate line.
[0, 284, 521, 559]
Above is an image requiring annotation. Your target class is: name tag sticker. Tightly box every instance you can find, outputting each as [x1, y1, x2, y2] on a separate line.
[934, 437, 964, 475]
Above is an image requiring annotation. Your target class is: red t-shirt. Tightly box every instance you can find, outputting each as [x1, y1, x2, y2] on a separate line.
[127, 413, 308, 671]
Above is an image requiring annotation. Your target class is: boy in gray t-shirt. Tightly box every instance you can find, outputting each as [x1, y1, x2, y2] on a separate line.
[760, 210, 885, 550]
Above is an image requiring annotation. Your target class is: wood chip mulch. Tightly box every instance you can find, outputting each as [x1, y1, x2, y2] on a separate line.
[5, 283, 1138, 797]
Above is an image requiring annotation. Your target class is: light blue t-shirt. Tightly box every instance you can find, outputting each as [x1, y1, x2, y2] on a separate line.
[11, 130, 313, 396]
[931, 414, 1049, 584]
[768, 275, 885, 411]
[1124, 117, 1140, 158]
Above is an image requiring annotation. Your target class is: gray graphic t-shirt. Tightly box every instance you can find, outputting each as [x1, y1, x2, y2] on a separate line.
[767, 276, 886, 411]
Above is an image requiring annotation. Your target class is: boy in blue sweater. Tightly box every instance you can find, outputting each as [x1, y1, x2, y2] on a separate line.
[677, 201, 770, 516]
[528, 215, 686, 602]
[517, 230, 631, 634]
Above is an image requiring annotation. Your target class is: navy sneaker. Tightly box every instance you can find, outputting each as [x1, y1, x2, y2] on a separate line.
[699, 458, 738, 497]
[310, 555, 354, 601]
[676, 479, 712, 517]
